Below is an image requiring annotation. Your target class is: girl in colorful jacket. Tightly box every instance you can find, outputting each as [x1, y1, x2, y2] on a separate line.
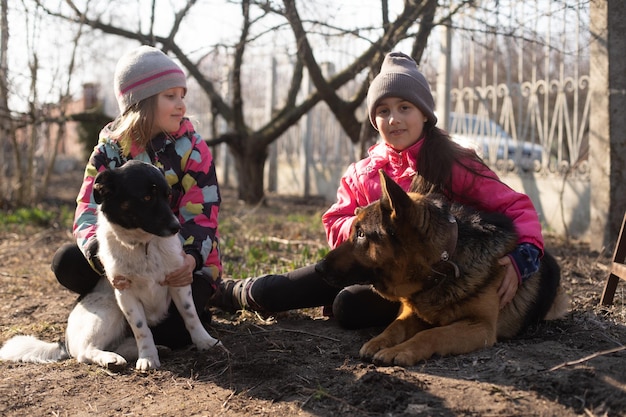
[210, 52, 542, 330]
[52, 45, 221, 348]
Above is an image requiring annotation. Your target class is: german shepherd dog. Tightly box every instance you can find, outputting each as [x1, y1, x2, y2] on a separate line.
[316, 170, 568, 367]
[0, 160, 223, 371]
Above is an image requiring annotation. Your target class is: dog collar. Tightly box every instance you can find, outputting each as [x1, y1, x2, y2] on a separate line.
[426, 214, 460, 285]
[440, 214, 458, 262]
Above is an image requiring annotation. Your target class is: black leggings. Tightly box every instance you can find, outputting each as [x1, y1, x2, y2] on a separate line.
[249, 264, 401, 329]
[51, 243, 214, 349]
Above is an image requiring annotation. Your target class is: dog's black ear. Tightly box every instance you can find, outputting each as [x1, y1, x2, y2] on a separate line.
[379, 169, 413, 220]
[93, 169, 115, 204]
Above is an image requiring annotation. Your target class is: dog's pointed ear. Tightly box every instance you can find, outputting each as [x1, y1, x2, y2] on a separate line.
[379, 170, 413, 220]
[93, 169, 114, 204]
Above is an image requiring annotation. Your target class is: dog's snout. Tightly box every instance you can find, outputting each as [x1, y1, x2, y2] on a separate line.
[314, 259, 328, 276]
[168, 216, 181, 235]
[315, 258, 344, 288]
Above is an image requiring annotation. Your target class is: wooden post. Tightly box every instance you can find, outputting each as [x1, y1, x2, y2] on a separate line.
[589, 0, 626, 252]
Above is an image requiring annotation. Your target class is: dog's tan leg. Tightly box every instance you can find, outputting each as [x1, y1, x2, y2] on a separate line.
[371, 318, 498, 367]
[359, 302, 428, 361]
[169, 286, 223, 350]
[364, 284, 501, 367]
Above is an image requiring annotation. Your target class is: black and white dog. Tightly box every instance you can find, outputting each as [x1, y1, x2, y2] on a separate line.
[0, 160, 223, 371]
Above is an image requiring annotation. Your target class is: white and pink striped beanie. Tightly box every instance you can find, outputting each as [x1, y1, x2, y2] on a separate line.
[113, 45, 187, 114]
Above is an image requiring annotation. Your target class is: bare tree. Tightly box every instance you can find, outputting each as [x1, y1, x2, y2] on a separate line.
[35, 0, 469, 204]
[0, 0, 12, 206]
[0, 1, 88, 207]
[39, 4, 87, 198]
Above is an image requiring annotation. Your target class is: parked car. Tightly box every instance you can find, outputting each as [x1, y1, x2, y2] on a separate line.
[448, 112, 543, 171]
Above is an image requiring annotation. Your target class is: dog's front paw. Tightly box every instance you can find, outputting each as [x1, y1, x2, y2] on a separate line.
[359, 336, 395, 360]
[192, 332, 222, 351]
[370, 346, 425, 367]
[135, 354, 160, 371]
[135, 346, 160, 371]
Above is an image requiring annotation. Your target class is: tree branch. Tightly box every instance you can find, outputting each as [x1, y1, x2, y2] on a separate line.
[232, 0, 251, 133]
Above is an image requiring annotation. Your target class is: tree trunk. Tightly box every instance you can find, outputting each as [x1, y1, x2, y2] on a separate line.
[0, 0, 9, 203]
[229, 141, 268, 205]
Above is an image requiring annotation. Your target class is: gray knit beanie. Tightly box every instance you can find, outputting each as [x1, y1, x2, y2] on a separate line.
[367, 52, 437, 129]
[114, 45, 187, 114]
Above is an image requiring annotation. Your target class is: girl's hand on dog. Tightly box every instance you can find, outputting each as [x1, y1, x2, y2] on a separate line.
[497, 256, 519, 308]
[162, 254, 195, 287]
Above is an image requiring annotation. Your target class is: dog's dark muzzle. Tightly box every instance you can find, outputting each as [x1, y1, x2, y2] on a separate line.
[162, 215, 181, 237]
[142, 212, 181, 238]
[314, 259, 338, 286]
[315, 249, 378, 288]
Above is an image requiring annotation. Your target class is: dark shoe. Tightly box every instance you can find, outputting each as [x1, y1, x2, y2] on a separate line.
[208, 278, 238, 313]
[209, 277, 257, 313]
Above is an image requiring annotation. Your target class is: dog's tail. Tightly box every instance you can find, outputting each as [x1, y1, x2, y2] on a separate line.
[0, 335, 69, 364]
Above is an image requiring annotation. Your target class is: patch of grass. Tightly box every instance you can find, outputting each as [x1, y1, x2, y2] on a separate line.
[0, 205, 73, 229]
[247, 246, 268, 264]
[1, 207, 55, 226]
[218, 195, 329, 280]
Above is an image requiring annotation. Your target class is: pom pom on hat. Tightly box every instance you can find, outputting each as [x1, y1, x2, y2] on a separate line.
[114, 45, 187, 114]
[366, 52, 437, 129]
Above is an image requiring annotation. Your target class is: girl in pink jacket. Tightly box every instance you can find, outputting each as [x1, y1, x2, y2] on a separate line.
[210, 52, 543, 329]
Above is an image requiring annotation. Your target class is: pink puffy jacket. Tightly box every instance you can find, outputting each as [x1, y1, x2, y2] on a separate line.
[322, 139, 544, 254]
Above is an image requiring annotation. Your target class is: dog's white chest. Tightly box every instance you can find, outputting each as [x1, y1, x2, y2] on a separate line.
[111, 240, 180, 279]
[96, 215, 184, 324]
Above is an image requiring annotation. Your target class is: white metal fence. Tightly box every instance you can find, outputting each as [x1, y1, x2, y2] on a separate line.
[446, 0, 590, 179]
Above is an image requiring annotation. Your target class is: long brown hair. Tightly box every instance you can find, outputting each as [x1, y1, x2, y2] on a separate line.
[107, 95, 159, 156]
[417, 121, 500, 205]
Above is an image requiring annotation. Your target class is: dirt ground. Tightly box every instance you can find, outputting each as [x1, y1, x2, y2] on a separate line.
[1, 169, 625, 417]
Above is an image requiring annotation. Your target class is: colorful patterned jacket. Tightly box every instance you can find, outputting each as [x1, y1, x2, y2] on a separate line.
[73, 118, 222, 279]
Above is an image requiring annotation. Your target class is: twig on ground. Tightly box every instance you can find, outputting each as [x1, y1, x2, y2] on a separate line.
[548, 345, 626, 371]
[221, 390, 236, 409]
[250, 324, 341, 342]
[247, 235, 326, 249]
